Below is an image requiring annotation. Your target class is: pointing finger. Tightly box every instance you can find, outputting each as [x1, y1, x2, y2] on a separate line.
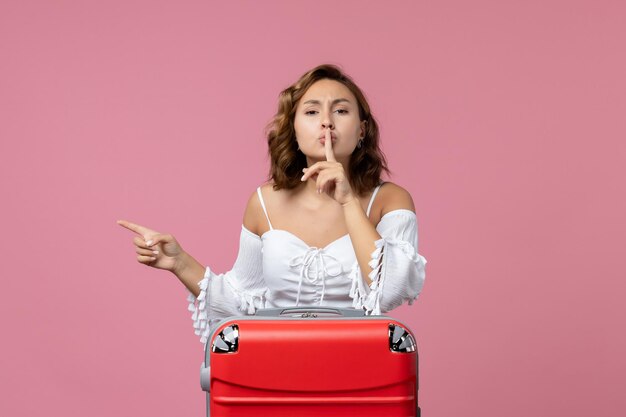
[325, 129, 336, 162]
[117, 219, 155, 239]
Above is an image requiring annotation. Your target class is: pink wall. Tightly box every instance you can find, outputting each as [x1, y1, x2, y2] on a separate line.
[1, 1, 624, 416]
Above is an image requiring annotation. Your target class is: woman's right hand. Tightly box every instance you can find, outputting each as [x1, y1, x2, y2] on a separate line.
[117, 220, 185, 273]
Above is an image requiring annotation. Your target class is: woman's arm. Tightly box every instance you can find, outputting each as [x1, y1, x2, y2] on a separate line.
[347, 185, 426, 315]
[172, 252, 206, 297]
[117, 183, 263, 263]
[172, 189, 263, 297]
[342, 183, 416, 286]
[341, 199, 380, 286]
[185, 189, 268, 342]
[119, 189, 269, 342]
[301, 131, 417, 287]
[117, 219, 208, 297]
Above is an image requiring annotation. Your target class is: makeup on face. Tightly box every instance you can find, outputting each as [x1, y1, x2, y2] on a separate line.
[294, 80, 361, 159]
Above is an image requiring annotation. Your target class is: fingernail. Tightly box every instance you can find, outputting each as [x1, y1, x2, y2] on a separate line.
[150, 257, 156, 261]
[301, 176, 305, 181]
[152, 250, 159, 255]
[146, 240, 153, 246]
[302, 168, 308, 172]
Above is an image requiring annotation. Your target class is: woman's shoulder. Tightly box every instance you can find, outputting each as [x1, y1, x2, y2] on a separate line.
[242, 182, 281, 237]
[373, 182, 416, 220]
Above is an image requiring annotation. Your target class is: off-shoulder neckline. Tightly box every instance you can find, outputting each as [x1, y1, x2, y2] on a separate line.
[241, 208, 416, 241]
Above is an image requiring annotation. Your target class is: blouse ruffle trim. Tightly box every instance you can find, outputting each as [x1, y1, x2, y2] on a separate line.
[187, 274, 211, 344]
[187, 266, 268, 344]
[349, 238, 427, 315]
[223, 270, 269, 315]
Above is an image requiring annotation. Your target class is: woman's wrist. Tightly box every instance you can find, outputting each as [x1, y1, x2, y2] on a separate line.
[172, 251, 193, 277]
[341, 195, 370, 228]
[340, 195, 360, 209]
[172, 251, 207, 297]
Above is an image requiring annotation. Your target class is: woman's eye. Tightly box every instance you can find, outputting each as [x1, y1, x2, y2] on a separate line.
[304, 109, 348, 115]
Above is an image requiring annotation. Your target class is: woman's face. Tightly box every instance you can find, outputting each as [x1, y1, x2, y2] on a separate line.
[294, 79, 366, 164]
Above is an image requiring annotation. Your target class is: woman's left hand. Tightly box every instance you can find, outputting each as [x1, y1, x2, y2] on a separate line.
[301, 129, 356, 206]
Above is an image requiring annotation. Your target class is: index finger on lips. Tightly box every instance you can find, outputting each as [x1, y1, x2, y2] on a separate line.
[325, 129, 336, 162]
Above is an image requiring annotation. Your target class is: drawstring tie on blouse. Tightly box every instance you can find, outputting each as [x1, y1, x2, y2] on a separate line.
[289, 247, 343, 306]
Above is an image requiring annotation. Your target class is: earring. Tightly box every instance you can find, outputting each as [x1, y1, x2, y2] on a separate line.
[357, 138, 363, 149]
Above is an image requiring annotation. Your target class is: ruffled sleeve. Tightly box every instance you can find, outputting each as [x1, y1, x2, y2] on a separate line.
[186, 226, 268, 343]
[349, 209, 427, 315]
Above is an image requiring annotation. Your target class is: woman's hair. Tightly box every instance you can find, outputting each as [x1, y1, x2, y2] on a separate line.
[265, 64, 389, 196]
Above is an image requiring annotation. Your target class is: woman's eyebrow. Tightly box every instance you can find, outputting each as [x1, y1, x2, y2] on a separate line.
[302, 98, 352, 105]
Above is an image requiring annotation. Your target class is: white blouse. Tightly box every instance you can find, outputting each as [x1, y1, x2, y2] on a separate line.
[187, 185, 427, 344]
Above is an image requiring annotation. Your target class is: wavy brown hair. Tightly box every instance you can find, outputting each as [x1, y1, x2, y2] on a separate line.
[265, 64, 389, 196]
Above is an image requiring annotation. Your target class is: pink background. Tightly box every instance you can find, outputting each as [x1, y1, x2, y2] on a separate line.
[1, 1, 624, 416]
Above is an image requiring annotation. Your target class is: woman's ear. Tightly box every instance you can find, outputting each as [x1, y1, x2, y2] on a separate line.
[360, 120, 367, 138]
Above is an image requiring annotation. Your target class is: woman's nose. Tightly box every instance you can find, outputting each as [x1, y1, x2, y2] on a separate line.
[321, 110, 334, 129]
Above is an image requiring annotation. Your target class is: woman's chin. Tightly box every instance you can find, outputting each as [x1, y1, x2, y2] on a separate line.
[304, 153, 326, 162]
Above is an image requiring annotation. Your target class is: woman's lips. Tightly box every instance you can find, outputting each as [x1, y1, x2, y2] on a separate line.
[319, 137, 336, 145]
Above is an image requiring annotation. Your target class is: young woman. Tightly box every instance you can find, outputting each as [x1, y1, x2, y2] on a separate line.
[118, 64, 427, 343]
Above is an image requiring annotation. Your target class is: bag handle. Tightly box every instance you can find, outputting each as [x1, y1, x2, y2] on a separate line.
[254, 307, 366, 318]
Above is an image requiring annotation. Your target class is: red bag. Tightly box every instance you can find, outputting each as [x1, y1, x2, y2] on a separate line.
[200, 307, 420, 417]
